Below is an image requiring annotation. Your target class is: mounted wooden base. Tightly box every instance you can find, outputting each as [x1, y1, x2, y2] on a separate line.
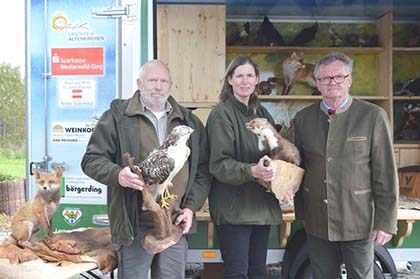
[258, 160, 305, 200]
[124, 153, 184, 255]
[143, 225, 183, 254]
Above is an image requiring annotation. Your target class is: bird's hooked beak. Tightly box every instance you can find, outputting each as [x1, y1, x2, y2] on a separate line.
[183, 126, 194, 136]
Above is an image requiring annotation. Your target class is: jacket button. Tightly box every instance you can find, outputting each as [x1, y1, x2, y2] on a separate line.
[327, 157, 333, 162]
[323, 199, 328, 204]
[323, 179, 327, 184]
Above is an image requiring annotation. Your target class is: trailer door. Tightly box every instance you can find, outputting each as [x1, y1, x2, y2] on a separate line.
[26, 0, 154, 230]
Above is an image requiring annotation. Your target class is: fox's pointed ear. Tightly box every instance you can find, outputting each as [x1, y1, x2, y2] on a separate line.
[34, 169, 40, 179]
[56, 167, 64, 178]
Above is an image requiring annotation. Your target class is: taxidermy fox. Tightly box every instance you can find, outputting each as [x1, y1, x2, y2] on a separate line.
[245, 118, 301, 166]
[11, 167, 63, 250]
[282, 52, 317, 95]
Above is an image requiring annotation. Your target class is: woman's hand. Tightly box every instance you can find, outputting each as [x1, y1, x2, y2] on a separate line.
[251, 155, 276, 182]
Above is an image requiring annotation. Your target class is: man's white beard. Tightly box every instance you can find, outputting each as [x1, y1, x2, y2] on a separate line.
[141, 91, 170, 109]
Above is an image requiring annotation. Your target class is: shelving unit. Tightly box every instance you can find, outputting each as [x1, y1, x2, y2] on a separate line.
[227, 46, 385, 54]
[226, 13, 393, 139]
[226, 12, 420, 168]
[156, 2, 419, 168]
[392, 44, 420, 167]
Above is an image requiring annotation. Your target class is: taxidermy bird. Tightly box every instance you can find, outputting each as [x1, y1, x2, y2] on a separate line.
[228, 22, 250, 45]
[256, 16, 285, 46]
[328, 23, 344, 47]
[395, 77, 420, 96]
[407, 24, 420, 47]
[139, 125, 194, 210]
[288, 21, 318, 46]
[395, 103, 420, 141]
[256, 77, 279, 95]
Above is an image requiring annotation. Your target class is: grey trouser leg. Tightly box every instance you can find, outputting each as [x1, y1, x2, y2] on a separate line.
[307, 234, 341, 279]
[307, 234, 374, 279]
[341, 238, 374, 279]
[151, 236, 188, 278]
[117, 227, 188, 279]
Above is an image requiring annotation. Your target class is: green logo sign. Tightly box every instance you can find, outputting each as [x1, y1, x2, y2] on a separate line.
[62, 208, 83, 226]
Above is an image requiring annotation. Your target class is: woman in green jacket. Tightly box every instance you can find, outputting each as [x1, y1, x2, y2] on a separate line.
[206, 55, 282, 279]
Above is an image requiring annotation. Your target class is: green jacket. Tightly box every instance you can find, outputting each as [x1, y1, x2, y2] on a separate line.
[290, 98, 398, 241]
[81, 91, 212, 246]
[206, 94, 282, 225]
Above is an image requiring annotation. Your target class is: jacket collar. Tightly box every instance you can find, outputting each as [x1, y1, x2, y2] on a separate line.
[227, 93, 255, 116]
[320, 96, 353, 115]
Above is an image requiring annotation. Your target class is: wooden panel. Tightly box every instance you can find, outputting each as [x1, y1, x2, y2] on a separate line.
[157, 4, 225, 104]
[191, 107, 213, 125]
[394, 149, 400, 169]
[399, 148, 420, 168]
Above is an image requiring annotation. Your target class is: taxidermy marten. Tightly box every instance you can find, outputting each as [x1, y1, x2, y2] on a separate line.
[245, 118, 301, 166]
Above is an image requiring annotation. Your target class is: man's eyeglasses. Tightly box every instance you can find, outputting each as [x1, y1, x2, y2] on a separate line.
[316, 75, 349, 85]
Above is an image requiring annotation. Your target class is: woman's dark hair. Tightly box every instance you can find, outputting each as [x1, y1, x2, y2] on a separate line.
[219, 55, 260, 113]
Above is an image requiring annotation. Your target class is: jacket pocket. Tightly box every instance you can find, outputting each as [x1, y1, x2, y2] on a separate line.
[349, 187, 373, 234]
[347, 136, 369, 165]
[354, 188, 372, 195]
[347, 136, 367, 142]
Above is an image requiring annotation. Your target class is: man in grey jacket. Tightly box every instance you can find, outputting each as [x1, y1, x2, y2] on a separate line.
[81, 60, 211, 279]
[290, 52, 398, 279]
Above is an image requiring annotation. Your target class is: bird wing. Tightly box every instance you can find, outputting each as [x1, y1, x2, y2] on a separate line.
[140, 150, 175, 185]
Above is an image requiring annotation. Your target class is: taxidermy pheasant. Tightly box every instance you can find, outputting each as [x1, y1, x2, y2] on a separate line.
[139, 125, 194, 210]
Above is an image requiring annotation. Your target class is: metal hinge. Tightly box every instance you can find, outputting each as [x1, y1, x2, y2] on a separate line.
[91, 3, 136, 19]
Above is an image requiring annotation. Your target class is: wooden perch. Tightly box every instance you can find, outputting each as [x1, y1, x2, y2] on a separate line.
[124, 153, 183, 254]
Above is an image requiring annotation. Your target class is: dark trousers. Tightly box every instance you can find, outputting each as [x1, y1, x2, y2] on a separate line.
[216, 224, 271, 279]
[306, 233, 374, 279]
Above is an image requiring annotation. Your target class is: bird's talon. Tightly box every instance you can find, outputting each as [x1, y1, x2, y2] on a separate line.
[163, 188, 177, 200]
[160, 195, 171, 208]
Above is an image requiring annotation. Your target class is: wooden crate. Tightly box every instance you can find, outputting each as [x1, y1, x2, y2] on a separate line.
[399, 166, 420, 198]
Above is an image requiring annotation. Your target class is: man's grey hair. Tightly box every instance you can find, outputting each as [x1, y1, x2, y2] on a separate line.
[138, 59, 172, 82]
[314, 52, 354, 79]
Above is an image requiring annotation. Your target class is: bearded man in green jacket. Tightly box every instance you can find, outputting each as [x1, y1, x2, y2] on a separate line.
[289, 52, 398, 279]
[81, 60, 212, 279]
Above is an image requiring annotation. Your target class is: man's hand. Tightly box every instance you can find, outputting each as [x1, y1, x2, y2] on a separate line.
[175, 208, 194, 234]
[251, 155, 276, 182]
[371, 229, 392, 246]
[118, 166, 144, 191]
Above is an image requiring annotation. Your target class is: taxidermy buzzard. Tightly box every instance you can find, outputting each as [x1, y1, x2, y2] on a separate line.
[139, 125, 194, 210]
